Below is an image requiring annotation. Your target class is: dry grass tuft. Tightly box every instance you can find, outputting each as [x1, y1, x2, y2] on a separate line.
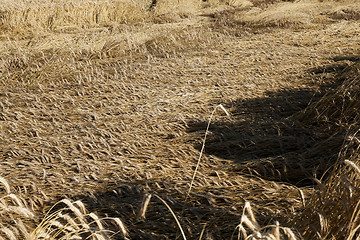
[296, 62, 360, 131]
[0, 0, 151, 36]
[0, 178, 38, 240]
[213, 0, 360, 30]
[0, 176, 127, 239]
[240, 2, 323, 27]
[293, 143, 360, 239]
[236, 202, 299, 240]
[32, 198, 128, 240]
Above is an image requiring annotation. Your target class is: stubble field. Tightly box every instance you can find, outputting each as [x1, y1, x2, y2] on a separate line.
[0, 0, 360, 239]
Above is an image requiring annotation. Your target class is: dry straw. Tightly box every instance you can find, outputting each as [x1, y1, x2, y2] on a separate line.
[235, 202, 298, 240]
[137, 193, 152, 220]
[154, 194, 187, 240]
[30, 198, 128, 240]
[0, 0, 360, 239]
[186, 104, 230, 201]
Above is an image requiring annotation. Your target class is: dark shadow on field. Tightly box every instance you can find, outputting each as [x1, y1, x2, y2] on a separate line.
[70, 180, 241, 240]
[188, 58, 360, 187]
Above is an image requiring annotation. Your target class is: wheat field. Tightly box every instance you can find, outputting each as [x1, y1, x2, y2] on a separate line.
[0, 0, 360, 239]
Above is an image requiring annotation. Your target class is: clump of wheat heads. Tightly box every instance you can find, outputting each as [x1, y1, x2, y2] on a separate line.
[0, 176, 128, 240]
[31, 199, 128, 240]
[235, 201, 299, 240]
[0, 176, 37, 240]
[292, 133, 360, 239]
